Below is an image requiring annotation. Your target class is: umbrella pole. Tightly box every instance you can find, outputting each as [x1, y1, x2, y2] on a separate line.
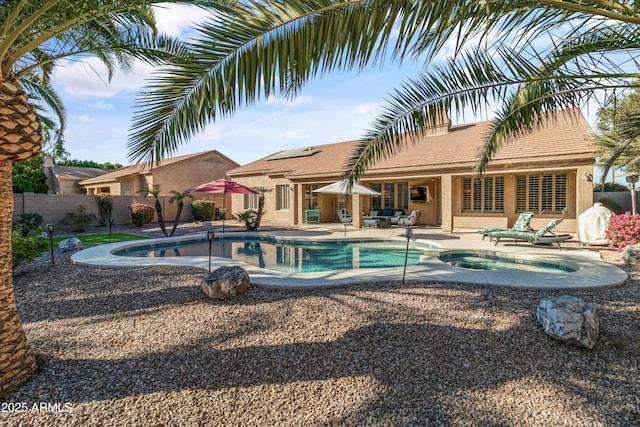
[222, 194, 226, 233]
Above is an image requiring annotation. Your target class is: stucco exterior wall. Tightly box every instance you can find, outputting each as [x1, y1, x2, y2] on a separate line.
[230, 175, 295, 224]
[12, 193, 201, 227]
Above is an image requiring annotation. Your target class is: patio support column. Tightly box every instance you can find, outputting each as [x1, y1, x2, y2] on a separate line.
[294, 184, 303, 225]
[441, 174, 453, 232]
[352, 195, 362, 228]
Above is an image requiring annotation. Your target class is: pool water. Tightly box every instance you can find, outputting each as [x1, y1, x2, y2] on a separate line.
[114, 237, 427, 273]
[439, 252, 575, 273]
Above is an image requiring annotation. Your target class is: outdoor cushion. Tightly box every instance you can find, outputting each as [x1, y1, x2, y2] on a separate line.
[381, 209, 394, 217]
[478, 212, 534, 240]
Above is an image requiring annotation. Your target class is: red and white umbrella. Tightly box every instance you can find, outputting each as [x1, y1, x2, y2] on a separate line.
[186, 178, 257, 232]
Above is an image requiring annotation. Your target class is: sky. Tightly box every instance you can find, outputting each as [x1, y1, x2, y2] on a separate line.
[50, 4, 601, 171]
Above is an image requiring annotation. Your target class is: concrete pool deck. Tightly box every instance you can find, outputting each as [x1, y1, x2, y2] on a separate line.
[71, 224, 628, 289]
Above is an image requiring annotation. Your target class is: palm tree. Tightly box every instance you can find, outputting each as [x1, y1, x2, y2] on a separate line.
[128, 0, 640, 182]
[167, 190, 193, 236]
[0, 0, 225, 396]
[139, 184, 168, 236]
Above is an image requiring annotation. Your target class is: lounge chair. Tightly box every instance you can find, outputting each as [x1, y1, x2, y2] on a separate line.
[398, 210, 421, 226]
[477, 211, 534, 240]
[488, 218, 572, 249]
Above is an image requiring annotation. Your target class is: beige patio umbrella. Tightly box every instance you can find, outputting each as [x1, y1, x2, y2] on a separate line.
[313, 180, 381, 235]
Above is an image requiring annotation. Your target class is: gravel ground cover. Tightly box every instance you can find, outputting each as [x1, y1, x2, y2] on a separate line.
[2, 224, 639, 426]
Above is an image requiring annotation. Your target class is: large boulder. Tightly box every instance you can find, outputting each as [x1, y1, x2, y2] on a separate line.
[536, 295, 599, 349]
[201, 266, 250, 299]
[622, 244, 640, 265]
[58, 237, 83, 253]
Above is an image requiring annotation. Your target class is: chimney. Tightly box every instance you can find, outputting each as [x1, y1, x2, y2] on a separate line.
[424, 108, 451, 137]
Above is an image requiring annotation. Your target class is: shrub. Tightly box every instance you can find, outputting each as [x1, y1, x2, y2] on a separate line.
[15, 213, 43, 237]
[593, 182, 629, 192]
[191, 200, 216, 221]
[12, 226, 47, 270]
[59, 206, 97, 232]
[129, 200, 155, 226]
[95, 193, 113, 226]
[597, 197, 624, 215]
[606, 212, 640, 251]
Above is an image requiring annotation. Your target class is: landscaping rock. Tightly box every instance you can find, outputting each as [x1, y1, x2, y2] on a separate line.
[536, 295, 599, 349]
[622, 244, 640, 265]
[58, 237, 83, 253]
[201, 266, 250, 299]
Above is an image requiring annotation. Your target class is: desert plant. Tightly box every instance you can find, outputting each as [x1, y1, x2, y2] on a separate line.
[11, 226, 47, 270]
[15, 213, 43, 237]
[606, 213, 640, 251]
[59, 206, 96, 232]
[95, 193, 114, 226]
[236, 187, 270, 231]
[168, 191, 193, 236]
[129, 200, 155, 226]
[191, 200, 216, 222]
[597, 197, 624, 215]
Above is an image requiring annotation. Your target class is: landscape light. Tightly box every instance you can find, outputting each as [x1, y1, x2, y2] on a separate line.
[402, 226, 414, 286]
[207, 230, 215, 273]
[46, 224, 54, 267]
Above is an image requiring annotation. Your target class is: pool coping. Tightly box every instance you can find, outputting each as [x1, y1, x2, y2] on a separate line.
[70, 230, 628, 290]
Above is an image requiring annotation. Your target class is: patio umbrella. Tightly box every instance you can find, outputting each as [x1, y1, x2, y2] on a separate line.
[312, 179, 381, 196]
[186, 177, 258, 233]
[313, 180, 381, 235]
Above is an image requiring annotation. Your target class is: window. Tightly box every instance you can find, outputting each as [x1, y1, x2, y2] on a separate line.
[516, 173, 567, 214]
[370, 182, 409, 210]
[276, 185, 290, 211]
[462, 176, 504, 212]
[244, 194, 259, 210]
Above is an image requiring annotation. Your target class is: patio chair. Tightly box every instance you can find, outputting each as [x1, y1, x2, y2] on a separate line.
[477, 211, 534, 240]
[338, 208, 352, 224]
[488, 218, 572, 250]
[398, 210, 421, 226]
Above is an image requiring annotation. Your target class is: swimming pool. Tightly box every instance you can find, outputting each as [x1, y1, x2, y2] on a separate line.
[438, 251, 576, 273]
[71, 231, 628, 289]
[113, 236, 432, 273]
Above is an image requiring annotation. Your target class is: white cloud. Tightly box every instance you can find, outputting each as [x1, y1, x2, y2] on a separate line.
[153, 4, 212, 36]
[86, 101, 114, 110]
[76, 114, 96, 123]
[53, 57, 154, 98]
[355, 103, 380, 115]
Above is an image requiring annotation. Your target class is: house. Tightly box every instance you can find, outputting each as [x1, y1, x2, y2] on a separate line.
[226, 110, 597, 233]
[79, 150, 239, 197]
[42, 156, 110, 194]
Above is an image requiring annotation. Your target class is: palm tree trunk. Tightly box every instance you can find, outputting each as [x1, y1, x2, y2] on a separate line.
[0, 159, 36, 397]
[169, 202, 184, 237]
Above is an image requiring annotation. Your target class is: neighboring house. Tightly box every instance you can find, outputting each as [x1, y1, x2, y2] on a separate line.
[42, 156, 109, 194]
[79, 150, 240, 198]
[227, 110, 597, 233]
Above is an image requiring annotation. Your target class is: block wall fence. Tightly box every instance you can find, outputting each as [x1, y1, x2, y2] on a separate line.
[12, 193, 201, 227]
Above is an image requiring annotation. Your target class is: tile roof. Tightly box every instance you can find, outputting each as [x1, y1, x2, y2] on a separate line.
[51, 166, 108, 180]
[80, 150, 238, 185]
[228, 110, 597, 181]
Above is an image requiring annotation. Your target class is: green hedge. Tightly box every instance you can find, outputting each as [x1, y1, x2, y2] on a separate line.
[192, 200, 216, 221]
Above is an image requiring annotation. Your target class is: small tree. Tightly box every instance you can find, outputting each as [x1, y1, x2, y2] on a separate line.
[95, 193, 113, 226]
[139, 185, 167, 236]
[167, 191, 193, 236]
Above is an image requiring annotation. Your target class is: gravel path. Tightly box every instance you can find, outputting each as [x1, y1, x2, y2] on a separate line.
[2, 225, 640, 426]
